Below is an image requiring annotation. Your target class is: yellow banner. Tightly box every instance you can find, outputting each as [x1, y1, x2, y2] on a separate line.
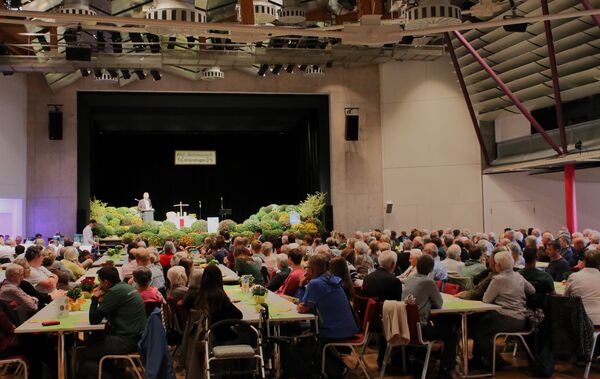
[174, 150, 217, 165]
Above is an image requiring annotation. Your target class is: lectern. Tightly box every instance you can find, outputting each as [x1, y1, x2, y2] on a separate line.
[141, 210, 154, 222]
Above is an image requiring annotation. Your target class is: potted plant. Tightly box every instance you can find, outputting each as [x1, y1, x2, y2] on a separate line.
[80, 277, 95, 299]
[251, 285, 268, 305]
[66, 288, 83, 311]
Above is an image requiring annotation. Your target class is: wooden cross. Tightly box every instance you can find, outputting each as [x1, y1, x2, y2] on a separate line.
[173, 202, 189, 215]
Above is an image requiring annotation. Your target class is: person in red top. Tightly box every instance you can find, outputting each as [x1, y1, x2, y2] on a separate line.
[133, 266, 164, 303]
[159, 241, 176, 268]
[277, 248, 305, 297]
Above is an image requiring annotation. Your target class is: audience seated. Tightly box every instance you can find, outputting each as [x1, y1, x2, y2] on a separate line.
[297, 254, 357, 379]
[441, 244, 464, 273]
[545, 240, 571, 281]
[402, 255, 457, 379]
[130, 248, 166, 290]
[233, 246, 265, 285]
[61, 246, 86, 279]
[79, 266, 147, 379]
[266, 253, 290, 292]
[564, 250, 600, 326]
[0, 264, 38, 314]
[394, 239, 412, 274]
[133, 266, 165, 303]
[398, 249, 422, 283]
[519, 248, 555, 295]
[121, 249, 138, 279]
[276, 248, 304, 297]
[329, 256, 355, 300]
[471, 251, 535, 368]
[166, 266, 188, 302]
[461, 246, 486, 279]
[362, 250, 402, 301]
[24, 246, 58, 294]
[423, 243, 448, 281]
[159, 241, 176, 269]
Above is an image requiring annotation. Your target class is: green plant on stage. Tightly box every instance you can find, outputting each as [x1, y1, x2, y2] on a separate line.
[147, 234, 164, 247]
[218, 219, 237, 233]
[90, 198, 108, 221]
[299, 192, 327, 219]
[121, 232, 136, 243]
[191, 220, 208, 233]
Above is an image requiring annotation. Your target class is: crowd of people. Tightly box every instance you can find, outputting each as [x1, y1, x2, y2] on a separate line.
[0, 225, 599, 378]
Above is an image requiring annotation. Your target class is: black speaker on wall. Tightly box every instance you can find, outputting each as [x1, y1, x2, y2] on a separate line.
[49, 111, 63, 140]
[345, 114, 359, 141]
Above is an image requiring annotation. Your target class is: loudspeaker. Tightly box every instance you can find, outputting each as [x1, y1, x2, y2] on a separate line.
[345, 114, 359, 141]
[48, 111, 63, 140]
[385, 202, 393, 214]
[66, 46, 91, 61]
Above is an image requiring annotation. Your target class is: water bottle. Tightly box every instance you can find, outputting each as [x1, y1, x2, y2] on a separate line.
[57, 296, 69, 318]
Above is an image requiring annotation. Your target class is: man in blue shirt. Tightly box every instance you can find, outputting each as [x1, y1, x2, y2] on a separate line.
[298, 254, 357, 378]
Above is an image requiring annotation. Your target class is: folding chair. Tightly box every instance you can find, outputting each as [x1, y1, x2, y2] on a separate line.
[0, 357, 28, 378]
[205, 319, 266, 378]
[322, 298, 377, 378]
[492, 326, 535, 376]
[98, 354, 143, 379]
[584, 328, 600, 379]
[379, 303, 442, 379]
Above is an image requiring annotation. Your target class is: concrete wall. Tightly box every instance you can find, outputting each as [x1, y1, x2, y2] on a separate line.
[0, 74, 28, 237]
[495, 114, 530, 143]
[25, 67, 383, 237]
[380, 57, 484, 232]
[482, 167, 600, 234]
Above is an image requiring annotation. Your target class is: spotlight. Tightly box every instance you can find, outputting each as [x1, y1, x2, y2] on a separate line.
[145, 34, 160, 53]
[298, 64, 307, 71]
[257, 64, 269, 77]
[326, 61, 333, 68]
[167, 36, 177, 49]
[186, 36, 196, 49]
[37, 35, 50, 52]
[272, 64, 282, 75]
[107, 69, 119, 78]
[285, 64, 294, 73]
[150, 70, 161, 81]
[134, 69, 145, 80]
[8, 0, 21, 9]
[129, 33, 145, 52]
[111, 32, 122, 53]
[312, 65, 320, 70]
[93, 69, 102, 78]
[96, 31, 105, 52]
[63, 28, 77, 44]
[121, 69, 131, 79]
[79, 68, 90, 77]
[575, 140, 583, 152]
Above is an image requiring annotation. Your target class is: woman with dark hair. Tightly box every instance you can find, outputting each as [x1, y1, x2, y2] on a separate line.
[329, 256, 354, 300]
[233, 247, 265, 285]
[178, 257, 194, 282]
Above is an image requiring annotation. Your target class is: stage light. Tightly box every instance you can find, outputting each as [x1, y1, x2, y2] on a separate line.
[312, 65, 320, 70]
[145, 34, 160, 53]
[111, 32, 122, 53]
[79, 68, 90, 77]
[272, 64, 282, 75]
[96, 31, 105, 52]
[167, 36, 177, 49]
[37, 35, 50, 52]
[150, 70, 161, 81]
[134, 69, 145, 80]
[186, 36, 196, 49]
[298, 64, 307, 71]
[63, 28, 77, 44]
[93, 69, 102, 78]
[129, 33, 145, 52]
[326, 61, 333, 68]
[257, 64, 269, 77]
[285, 64, 294, 73]
[108, 69, 119, 78]
[121, 69, 131, 79]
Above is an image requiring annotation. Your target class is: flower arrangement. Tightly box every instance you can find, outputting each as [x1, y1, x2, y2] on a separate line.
[67, 287, 81, 301]
[299, 192, 327, 219]
[251, 285, 268, 304]
[67, 288, 84, 311]
[80, 277, 95, 298]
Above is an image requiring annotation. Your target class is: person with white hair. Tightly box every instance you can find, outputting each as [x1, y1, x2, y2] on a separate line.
[354, 240, 374, 278]
[507, 242, 525, 267]
[590, 231, 600, 245]
[471, 250, 535, 368]
[166, 266, 188, 301]
[0, 263, 38, 313]
[423, 243, 448, 281]
[487, 232, 497, 246]
[441, 244, 464, 273]
[267, 253, 291, 292]
[362, 250, 402, 301]
[398, 249, 422, 283]
[62, 246, 86, 279]
[0, 240, 15, 263]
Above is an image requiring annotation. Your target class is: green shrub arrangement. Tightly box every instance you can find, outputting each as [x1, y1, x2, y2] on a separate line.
[89, 192, 328, 246]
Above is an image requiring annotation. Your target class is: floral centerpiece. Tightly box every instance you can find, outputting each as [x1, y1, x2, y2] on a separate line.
[80, 277, 95, 299]
[66, 288, 84, 311]
[251, 285, 268, 305]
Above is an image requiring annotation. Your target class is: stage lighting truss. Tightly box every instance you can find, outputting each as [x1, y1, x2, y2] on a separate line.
[395, 0, 462, 30]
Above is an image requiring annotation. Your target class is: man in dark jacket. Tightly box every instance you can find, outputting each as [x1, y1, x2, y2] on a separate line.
[362, 250, 402, 301]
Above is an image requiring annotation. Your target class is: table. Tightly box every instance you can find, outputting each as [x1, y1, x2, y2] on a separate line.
[194, 264, 239, 284]
[15, 297, 104, 379]
[555, 281, 566, 295]
[431, 293, 501, 377]
[92, 253, 127, 267]
[536, 261, 549, 269]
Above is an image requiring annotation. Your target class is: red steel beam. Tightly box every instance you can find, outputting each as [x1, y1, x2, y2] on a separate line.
[453, 30, 563, 155]
[541, 0, 567, 154]
[445, 33, 491, 166]
[564, 164, 578, 233]
[580, 0, 600, 28]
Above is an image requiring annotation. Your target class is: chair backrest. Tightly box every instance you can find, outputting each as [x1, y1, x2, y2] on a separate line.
[405, 303, 424, 344]
[361, 298, 378, 333]
[207, 319, 259, 348]
[442, 283, 460, 295]
[145, 301, 162, 316]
